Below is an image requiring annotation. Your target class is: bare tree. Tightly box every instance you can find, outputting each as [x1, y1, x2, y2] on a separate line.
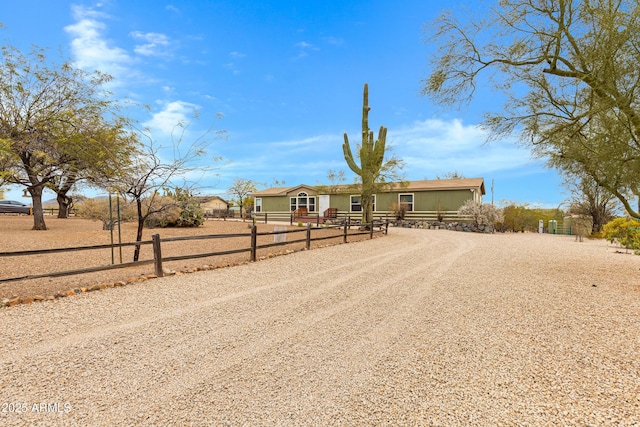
[226, 178, 260, 221]
[109, 116, 225, 261]
[436, 171, 466, 180]
[315, 169, 347, 194]
[563, 171, 620, 233]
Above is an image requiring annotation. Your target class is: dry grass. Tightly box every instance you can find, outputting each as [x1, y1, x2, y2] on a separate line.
[0, 215, 371, 300]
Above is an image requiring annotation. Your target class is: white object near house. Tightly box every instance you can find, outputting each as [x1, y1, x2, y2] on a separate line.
[274, 226, 287, 243]
[539, 219, 544, 234]
[318, 195, 330, 216]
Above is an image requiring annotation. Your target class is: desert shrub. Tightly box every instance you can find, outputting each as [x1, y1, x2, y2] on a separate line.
[145, 188, 204, 228]
[76, 197, 137, 230]
[457, 200, 503, 229]
[500, 204, 537, 232]
[390, 202, 407, 220]
[602, 217, 640, 253]
[498, 203, 564, 233]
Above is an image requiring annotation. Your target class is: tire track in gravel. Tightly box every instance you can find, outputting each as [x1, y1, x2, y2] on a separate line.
[1, 229, 471, 425]
[0, 233, 415, 360]
[123, 230, 478, 425]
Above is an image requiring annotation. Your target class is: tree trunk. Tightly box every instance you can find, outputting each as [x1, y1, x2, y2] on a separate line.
[361, 171, 374, 229]
[29, 186, 47, 230]
[54, 173, 77, 218]
[56, 193, 72, 218]
[133, 198, 144, 262]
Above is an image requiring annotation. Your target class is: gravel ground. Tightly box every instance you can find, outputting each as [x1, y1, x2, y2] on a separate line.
[1, 227, 639, 426]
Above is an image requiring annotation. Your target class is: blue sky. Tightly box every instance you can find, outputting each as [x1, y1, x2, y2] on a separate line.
[0, 0, 566, 208]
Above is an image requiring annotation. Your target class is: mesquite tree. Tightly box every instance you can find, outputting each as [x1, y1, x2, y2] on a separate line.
[343, 83, 403, 226]
[0, 45, 135, 228]
[423, 0, 640, 218]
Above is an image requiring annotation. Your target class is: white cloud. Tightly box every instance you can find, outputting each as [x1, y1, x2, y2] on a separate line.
[130, 31, 171, 57]
[64, 5, 134, 82]
[270, 134, 339, 149]
[230, 51, 246, 59]
[388, 118, 535, 178]
[143, 100, 200, 136]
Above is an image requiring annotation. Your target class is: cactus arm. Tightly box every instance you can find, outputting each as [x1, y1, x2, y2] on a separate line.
[372, 126, 387, 168]
[343, 133, 362, 175]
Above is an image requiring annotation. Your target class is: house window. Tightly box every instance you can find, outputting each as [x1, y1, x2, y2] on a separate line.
[290, 192, 316, 212]
[399, 194, 414, 211]
[255, 198, 262, 213]
[350, 195, 362, 212]
[350, 195, 376, 212]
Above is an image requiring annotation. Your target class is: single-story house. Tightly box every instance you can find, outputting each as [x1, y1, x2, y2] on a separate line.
[250, 178, 485, 222]
[198, 196, 230, 217]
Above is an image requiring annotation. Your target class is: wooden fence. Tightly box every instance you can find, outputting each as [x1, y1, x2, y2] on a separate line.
[253, 212, 394, 226]
[0, 221, 388, 284]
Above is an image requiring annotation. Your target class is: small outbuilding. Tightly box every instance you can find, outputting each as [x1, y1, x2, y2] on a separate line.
[198, 196, 230, 217]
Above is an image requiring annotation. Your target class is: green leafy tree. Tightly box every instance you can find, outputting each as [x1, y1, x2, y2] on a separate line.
[343, 83, 404, 226]
[499, 202, 565, 233]
[0, 45, 136, 228]
[47, 117, 136, 218]
[422, 0, 640, 218]
[500, 204, 536, 233]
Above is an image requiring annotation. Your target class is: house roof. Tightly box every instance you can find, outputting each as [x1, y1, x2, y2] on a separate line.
[250, 178, 485, 196]
[389, 178, 485, 194]
[197, 195, 229, 204]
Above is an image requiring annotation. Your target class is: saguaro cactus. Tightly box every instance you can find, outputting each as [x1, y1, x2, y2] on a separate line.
[343, 83, 387, 226]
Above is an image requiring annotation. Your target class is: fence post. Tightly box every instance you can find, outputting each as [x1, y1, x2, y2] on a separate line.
[109, 193, 114, 265]
[152, 234, 164, 277]
[343, 221, 348, 243]
[306, 223, 311, 249]
[290, 213, 293, 226]
[265, 212, 268, 224]
[385, 220, 389, 235]
[370, 221, 374, 239]
[250, 225, 257, 262]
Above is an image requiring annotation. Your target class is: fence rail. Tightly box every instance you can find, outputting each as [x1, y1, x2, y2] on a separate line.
[0, 221, 388, 284]
[252, 211, 469, 225]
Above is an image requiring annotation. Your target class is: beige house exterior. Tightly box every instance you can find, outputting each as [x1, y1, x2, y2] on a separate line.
[199, 196, 229, 216]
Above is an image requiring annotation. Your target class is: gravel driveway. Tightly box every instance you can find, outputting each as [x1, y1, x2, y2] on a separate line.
[1, 228, 639, 426]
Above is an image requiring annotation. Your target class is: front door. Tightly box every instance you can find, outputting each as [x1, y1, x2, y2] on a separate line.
[318, 195, 330, 216]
